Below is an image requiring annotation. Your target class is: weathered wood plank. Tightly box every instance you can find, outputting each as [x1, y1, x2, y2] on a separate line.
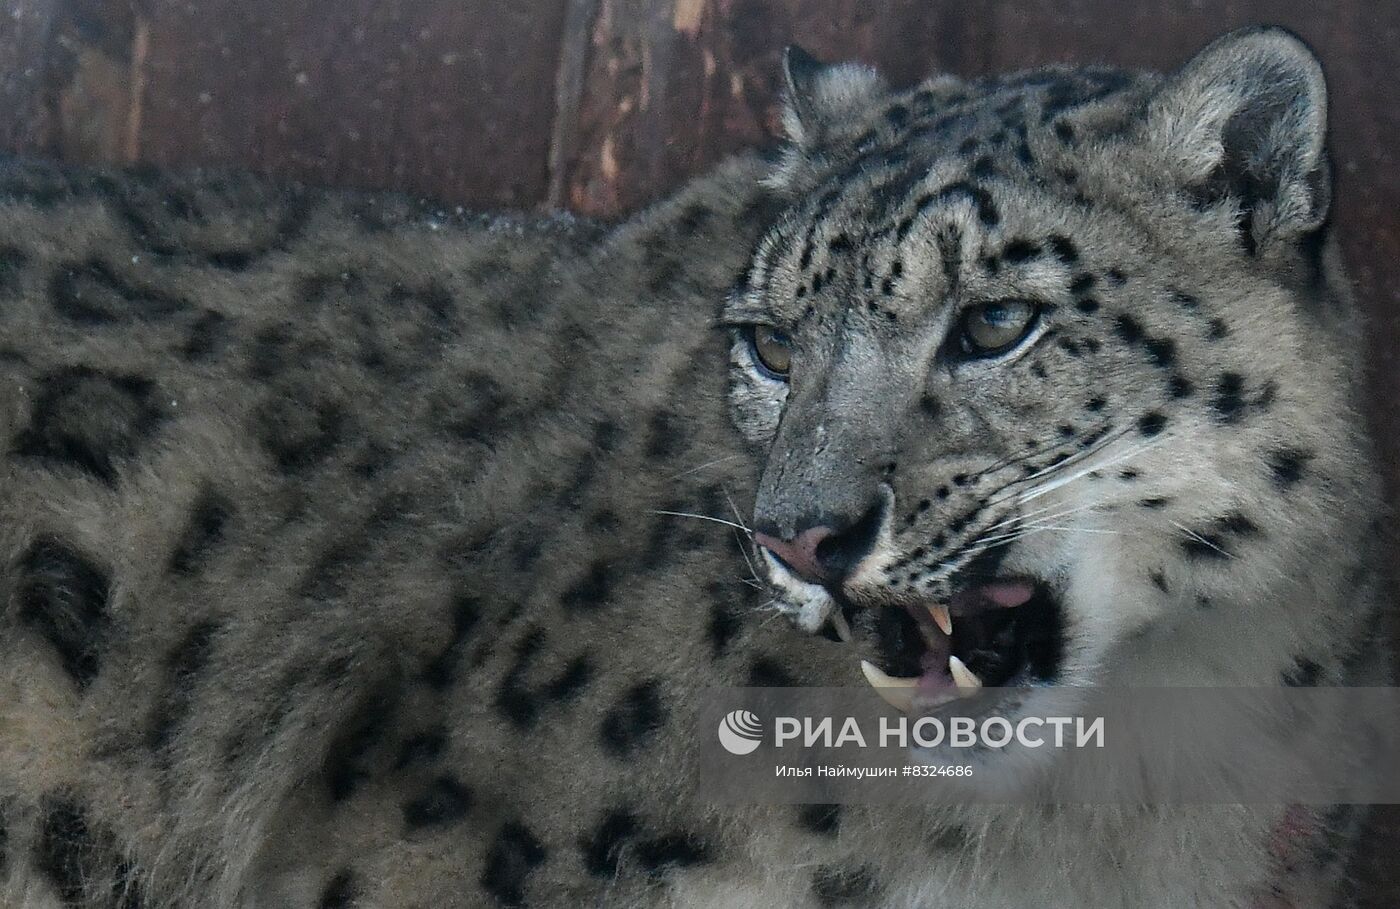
[0, 0, 66, 155]
[133, 0, 569, 207]
[547, 0, 601, 208]
[566, 0, 984, 215]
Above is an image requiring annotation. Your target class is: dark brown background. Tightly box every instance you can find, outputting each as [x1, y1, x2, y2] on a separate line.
[1, 1, 1397, 903]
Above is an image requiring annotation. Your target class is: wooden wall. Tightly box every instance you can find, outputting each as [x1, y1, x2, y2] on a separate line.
[2, 1, 1398, 902]
[5, 2, 1395, 494]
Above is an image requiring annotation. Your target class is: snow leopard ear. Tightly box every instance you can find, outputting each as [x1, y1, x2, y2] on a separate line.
[781, 45, 888, 147]
[1145, 27, 1330, 252]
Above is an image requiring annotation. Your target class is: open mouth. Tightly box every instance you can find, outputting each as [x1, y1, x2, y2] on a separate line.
[857, 578, 1066, 714]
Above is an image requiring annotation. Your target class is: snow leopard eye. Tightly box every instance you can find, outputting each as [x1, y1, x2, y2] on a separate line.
[747, 325, 792, 379]
[958, 300, 1039, 356]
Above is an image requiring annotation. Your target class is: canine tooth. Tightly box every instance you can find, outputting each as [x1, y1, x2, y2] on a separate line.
[860, 660, 917, 713]
[948, 655, 983, 691]
[928, 604, 953, 636]
[829, 609, 854, 643]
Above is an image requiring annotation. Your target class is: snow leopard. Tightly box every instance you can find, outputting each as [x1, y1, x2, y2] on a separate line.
[0, 25, 1389, 909]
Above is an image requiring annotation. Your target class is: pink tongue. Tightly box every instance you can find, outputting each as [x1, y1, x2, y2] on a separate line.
[983, 582, 1036, 608]
[949, 581, 1037, 612]
[917, 651, 956, 695]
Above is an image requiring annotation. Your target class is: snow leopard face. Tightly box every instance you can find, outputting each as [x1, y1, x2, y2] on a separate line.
[726, 30, 1370, 753]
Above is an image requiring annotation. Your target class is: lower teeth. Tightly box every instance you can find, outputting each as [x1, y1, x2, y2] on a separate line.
[948, 654, 983, 690]
[859, 660, 916, 713]
[858, 656, 985, 714]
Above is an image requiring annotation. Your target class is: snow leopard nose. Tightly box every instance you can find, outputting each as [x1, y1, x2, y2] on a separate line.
[754, 526, 835, 584]
[754, 502, 884, 585]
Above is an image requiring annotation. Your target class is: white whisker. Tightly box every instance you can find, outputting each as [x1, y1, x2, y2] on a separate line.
[980, 499, 1073, 534]
[970, 496, 1114, 552]
[1014, 525, 1122, 536]
[722, 487, 764, 584]
[648, 510, 752, 534]
[668, 454, 742, 480]
[977, 523, 1125, 551]
[1015, 426, 1130, 487]
[982, 500, 1105, 538]
[758, 609, 789, 628]
[1170, 520, 1235, 559]
[978, 521, 1113, 549]
[1010, 436, 1167, 507]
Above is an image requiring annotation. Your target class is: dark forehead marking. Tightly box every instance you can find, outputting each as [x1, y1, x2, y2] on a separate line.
[936, 227, 963, 294]
[906, 111, 980, 147]
[834, 73, 1110, 182]
[744, 220, 799, 304]
[806, 84, 1035, 211]
[756, 68, 1148, 310]
[867, 166, 941, 227]
[894, 181, 1000, 245]
[797, 187, 845, 271]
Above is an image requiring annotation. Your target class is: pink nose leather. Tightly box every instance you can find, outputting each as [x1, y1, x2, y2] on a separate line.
[753, 527, 835, 584]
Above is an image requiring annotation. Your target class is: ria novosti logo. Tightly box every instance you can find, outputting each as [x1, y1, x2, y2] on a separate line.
[717, 709, 763, 755]
[715, 708, 1106, 755]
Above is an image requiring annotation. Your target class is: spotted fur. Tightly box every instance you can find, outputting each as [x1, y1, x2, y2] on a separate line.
[0, 26, 1387, 909]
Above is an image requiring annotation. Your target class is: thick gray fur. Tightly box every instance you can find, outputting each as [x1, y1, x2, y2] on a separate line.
[0, 26, 1387, 909]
